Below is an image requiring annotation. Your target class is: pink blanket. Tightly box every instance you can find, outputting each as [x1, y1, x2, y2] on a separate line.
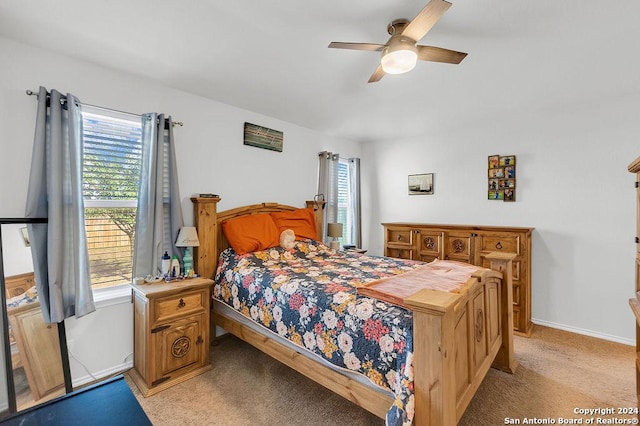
[357, 259, 482, 307]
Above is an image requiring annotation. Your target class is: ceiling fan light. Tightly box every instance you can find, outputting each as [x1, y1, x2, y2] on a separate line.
[381, 49, 418, 74]
[380, 38, 418, 75]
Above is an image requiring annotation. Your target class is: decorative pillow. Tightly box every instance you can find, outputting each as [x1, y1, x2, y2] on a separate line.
[279, 229, 296, 250]
[221, 214, 280, 255]
[270, 208, 318, 241]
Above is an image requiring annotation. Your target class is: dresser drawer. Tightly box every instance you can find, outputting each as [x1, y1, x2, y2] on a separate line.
[444, 232, 474, 263]
[478, 234, 520, 255]
[154, 290, 206, 323]
[417, 230, 443, 256]
[386, 247, 414, 260]
[386, 228, 414, 247]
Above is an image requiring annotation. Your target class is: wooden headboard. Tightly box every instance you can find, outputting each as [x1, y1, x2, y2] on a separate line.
[191, 197, 324, 280]
[5, 272, 35, 299]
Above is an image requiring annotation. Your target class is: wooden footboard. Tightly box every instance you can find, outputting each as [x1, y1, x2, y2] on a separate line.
[405, 253, 516, 425]
[192, 197, 516, 425]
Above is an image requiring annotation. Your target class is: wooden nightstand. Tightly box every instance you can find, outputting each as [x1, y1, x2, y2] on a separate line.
[129, 277, 213, 397]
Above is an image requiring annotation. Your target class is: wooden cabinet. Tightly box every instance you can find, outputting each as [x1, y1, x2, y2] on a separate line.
[627, 157, 640, 407]
[129, 278, 213, 397]
[5, 272, 65, 404]
[383, 223, 534, 335]
[8, 302, 65, 401]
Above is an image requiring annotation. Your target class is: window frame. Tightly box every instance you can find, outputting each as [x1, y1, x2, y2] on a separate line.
[81, 106, 143, 293]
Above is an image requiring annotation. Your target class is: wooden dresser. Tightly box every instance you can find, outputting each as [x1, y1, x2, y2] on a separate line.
[628, 156, 640, 406]
[5, 272, 65, 404]
[383, 222, 534, 335]
[129, 277, 213, 397]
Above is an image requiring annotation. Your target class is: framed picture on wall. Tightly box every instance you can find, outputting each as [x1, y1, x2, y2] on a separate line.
[20, 227, 30, 247]
[505, 166, 516, 179]
[504, 188, 516, 202]
[488, 168, 504, 178]
[499, 155, 516, 166]
[488, 190, 504, 200]
[243, 122, 283, 152]
[408, 173, 434, 195]
[488, 154, 517, 202]
[488, 155, 500, 169]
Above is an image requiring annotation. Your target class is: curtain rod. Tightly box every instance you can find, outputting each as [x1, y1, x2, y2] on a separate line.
[25, 89, 184, 127]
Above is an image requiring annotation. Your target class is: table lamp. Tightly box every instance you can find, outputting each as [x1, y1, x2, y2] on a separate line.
[175, 226, 200, 276]
[327, 223, 343, 251]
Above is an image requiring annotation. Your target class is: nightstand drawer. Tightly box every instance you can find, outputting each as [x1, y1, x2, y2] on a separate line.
[154, 290, 206, 323]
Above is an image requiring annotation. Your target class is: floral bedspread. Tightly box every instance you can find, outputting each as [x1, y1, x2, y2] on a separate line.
[213, 240, 427, 425]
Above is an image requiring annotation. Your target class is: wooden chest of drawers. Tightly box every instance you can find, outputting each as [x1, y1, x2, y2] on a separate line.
[129, 277, 213, 396]
[383, 223, 534, 335]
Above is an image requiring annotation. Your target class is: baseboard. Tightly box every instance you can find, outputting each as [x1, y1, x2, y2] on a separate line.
[532, 319, 634, 346]
[71, 361, 133, 388]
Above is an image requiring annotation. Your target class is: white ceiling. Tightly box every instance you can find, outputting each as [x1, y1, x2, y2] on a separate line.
[1, 0, 638, 142]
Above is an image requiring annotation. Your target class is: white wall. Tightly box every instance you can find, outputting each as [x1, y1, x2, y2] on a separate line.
[362, 93, 640, 344]
[1, 224, 33, 277]
[0, 36, 361, 384]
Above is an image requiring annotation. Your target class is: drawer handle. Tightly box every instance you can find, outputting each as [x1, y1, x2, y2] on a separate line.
[397, 235, 403, 241]
[177, 298, 186, 308]
[151, 324, 171, 334]
[495, 241, 503, 250]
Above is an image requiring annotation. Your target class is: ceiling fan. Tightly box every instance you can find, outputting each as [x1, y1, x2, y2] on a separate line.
[328, 0, 467, 83]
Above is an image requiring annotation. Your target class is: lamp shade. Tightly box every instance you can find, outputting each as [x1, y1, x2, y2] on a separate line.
[380, 36, 418, 75]
[327, 223, 343, 238]
[175, 226, 200, 247]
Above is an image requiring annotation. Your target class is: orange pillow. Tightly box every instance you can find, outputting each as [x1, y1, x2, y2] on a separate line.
[221, 214, 280, 255]
[270, 208, 318, 241]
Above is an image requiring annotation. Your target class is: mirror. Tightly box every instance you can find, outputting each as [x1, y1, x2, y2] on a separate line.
[0, 223, 65, 418]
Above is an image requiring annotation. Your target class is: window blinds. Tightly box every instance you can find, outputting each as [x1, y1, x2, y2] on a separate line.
[82, 108, 142, 288]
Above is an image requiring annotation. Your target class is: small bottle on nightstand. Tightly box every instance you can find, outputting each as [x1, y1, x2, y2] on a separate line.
[161, 251, 171, 276]
[170, 255, 180, 277]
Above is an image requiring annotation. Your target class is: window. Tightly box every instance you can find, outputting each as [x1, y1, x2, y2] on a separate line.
[337, 160, 350, 246]
[337, 158, 359, 247]
[82, 106, 142, 288]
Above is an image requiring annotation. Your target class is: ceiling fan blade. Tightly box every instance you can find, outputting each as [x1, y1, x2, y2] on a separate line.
[417, 45, 467, 64]
[368, 65, 386, 83]
[328, 42, 385, 52]
[401, 0, 451, 42]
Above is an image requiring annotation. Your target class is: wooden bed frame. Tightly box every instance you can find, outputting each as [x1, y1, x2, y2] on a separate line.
[191, 197, 516, 425]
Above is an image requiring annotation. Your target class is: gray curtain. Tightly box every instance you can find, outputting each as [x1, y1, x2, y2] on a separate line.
[348, 158, 362, 248]
[25, 86, 95, 323]
[317, 151, 339, 242]
[133, 113, 184, 277]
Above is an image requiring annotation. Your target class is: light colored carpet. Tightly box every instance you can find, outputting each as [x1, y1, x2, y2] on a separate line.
[128, 325, 636, 425]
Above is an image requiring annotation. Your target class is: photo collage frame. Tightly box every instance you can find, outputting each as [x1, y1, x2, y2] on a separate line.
[488, 155, 516, 202]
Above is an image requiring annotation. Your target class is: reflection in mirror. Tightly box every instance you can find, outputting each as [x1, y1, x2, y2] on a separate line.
[1, 224, 64, 417]
[0, 289, 7, 417]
